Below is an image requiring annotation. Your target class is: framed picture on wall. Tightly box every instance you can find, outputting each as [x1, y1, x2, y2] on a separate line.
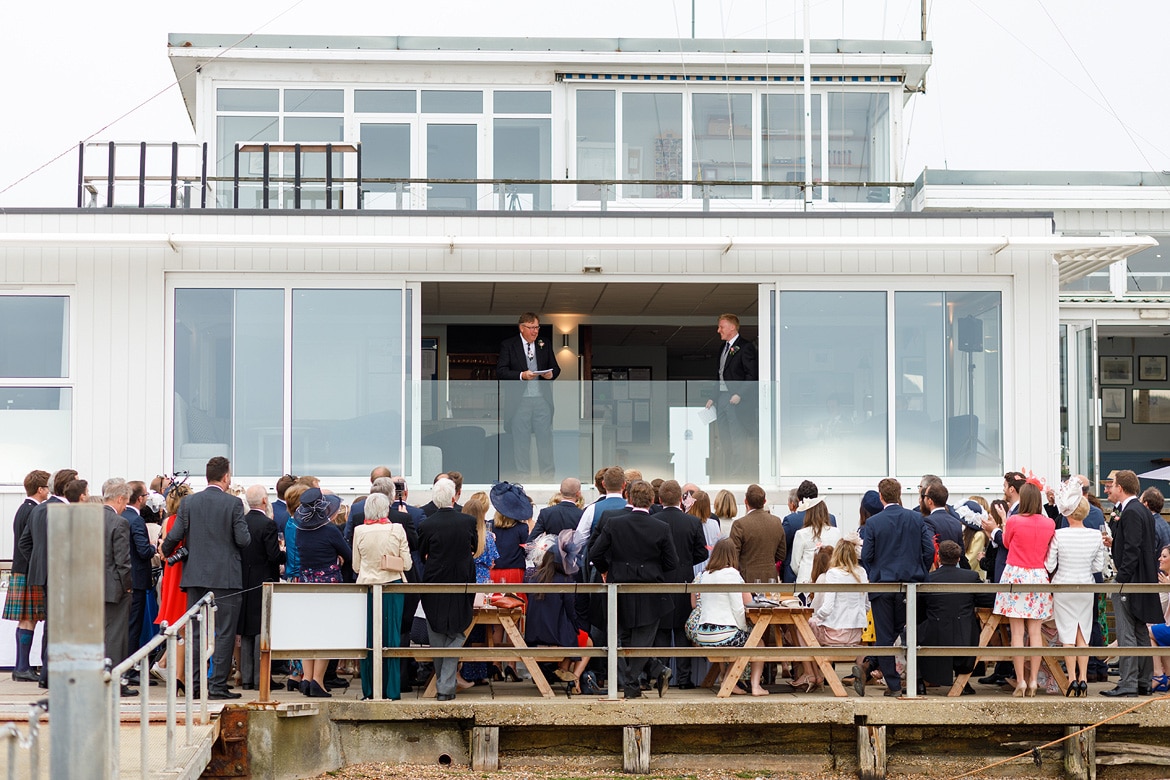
[1102, 387, 1126, 418]
[1100, 356, 1133, 384]
[1133, 389, 1170, 424]
[1139, 355, 1168, 382]
[1105, 422, 1121, 441]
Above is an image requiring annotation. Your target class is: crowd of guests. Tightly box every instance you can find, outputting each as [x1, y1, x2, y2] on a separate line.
[6, 459, 1170, 702]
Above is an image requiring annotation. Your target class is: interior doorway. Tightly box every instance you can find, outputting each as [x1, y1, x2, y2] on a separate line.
[417, 281, 760, 486]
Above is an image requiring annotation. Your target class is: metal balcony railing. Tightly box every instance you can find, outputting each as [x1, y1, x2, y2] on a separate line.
[78, 140, 914, 212]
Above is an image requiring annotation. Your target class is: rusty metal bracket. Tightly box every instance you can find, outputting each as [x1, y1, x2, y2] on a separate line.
[204, 706, 249, 777]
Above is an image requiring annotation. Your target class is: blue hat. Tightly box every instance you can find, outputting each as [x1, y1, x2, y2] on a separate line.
[293, 487, 341, 531]
[860, 490, 883, 517]
[963, 499, 985, 516]
[490, 481, 533, 521]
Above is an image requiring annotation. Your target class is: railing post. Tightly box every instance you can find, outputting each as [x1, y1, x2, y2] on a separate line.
[233, 144, 240, 209]
[372, 584, 383, 700]
[702, 183, 711, 212]
[262, 142, 270, 209]
[200, 142, 208, 208]
[606, 582, 619, 700]
[325, 143, 334, 209]
[48, 502, 108, 780]
[76, 142, 85, 208]
[600, 183, 609, 213]
[170, 141, 179, 208]
[395, 181, 404, 210]
[904, 583, 917, 698]
[106, 141, 116, 208]
[356, 141, 363, 210]
[138, 141, 147, 208]
[294, 143, 302, 210]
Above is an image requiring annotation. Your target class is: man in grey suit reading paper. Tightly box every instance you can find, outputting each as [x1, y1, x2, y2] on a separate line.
[161, 456, 251, 700]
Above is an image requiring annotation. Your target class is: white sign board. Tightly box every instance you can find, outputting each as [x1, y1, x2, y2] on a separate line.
[269, 588, 367, 652]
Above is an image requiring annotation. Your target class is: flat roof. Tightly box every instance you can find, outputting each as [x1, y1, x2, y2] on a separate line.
[167, 33, 931, 57]
[915, 169, 1170, 189]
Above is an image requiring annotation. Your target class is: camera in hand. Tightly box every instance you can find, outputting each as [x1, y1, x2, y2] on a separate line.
[165, 547, 189, 566]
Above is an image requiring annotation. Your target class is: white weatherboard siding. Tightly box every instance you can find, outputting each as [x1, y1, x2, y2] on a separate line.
[0, 208, 1097, 552]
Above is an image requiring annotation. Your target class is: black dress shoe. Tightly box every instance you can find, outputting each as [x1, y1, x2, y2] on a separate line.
[623, 686, 643, 699]
[1100, 687, 1138, 698]
[324, 676, 349, 690]
[677, 682, 696, 690]
[978, 673, 1007, 686]
[655, 668, 672, 698]
[208, 689, 243, 700]
[120, 685, 139, 697]
[12, 670, 40, 683]
[883, 687, 903, 697]
[1138, 686, 1151, 696]
[306, 681, 331, 699]
[961, 684, 976, 696]
[436, 693, 456, 701]
[916, 681, 927, 696]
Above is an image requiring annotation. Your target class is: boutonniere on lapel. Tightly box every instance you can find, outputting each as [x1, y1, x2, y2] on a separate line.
[537, 339, 545, 349]
[728, 345, 740, 357]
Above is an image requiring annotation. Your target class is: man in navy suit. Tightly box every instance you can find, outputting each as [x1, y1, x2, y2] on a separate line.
[496, 312, 561, 480]
[123, 481, 159, 681]
[705, 313, 758, 480]
[859, 477, 934, 697]
[533, 477, 584, 537]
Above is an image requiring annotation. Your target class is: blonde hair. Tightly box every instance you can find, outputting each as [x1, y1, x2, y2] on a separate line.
[165, 482, 191, 517]
[464, 492, 490, 558]
[284, 483, 309, 515]
[828, 538, 863, 582]
[713, 489, 737, 520]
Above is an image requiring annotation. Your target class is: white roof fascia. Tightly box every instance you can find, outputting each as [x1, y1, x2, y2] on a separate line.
[915, 185, 1170, 212]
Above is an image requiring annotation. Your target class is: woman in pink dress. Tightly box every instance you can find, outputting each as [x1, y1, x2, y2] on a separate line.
[992, 482, 1056, 697]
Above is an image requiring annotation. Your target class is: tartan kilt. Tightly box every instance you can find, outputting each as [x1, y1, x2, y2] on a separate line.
[2, 574, 46, 622]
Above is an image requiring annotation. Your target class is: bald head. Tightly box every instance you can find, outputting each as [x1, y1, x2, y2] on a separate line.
[559, 477, 581, 499]
[246, 484, 268, 508]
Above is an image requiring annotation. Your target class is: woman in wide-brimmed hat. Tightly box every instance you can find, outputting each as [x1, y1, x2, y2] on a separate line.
[292, 486, 350, 698]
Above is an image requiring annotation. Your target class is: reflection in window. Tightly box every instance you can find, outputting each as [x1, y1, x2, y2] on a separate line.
[778, 292, 887, 476]
[215, 115, 278, 208]
[421, 90, 483, 113]
[427, 124, 478, 210]
[216, 89, 278, 112]
[355, 90, 416, 114]
[494, 118, 551, 209]
[827, 92, 890, 203]
[622, 93, 682, 199]
[284, 89, 343, 113]
[895, 292, 1003, 476]
[1127, 236, 1169, 294]
[0, 297, 68, 378]
[762, 94, 820, 200]
[174, 290, 284, 476]
[1061, 270, 1111, 294]
[291, 290, 405, 476]
[360, 123, 411, 208]
[0, 388, 71, 483]
[576, 90, 615, 200]
[692, 93, 751, 199]
[282, 117, 344, 209]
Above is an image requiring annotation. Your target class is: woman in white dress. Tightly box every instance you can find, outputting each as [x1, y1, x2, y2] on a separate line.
[1044, 484, 1106, 697]
[791, 496, 841, 587]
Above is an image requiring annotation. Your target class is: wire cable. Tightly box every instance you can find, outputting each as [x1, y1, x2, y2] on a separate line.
[0, 0, 310, 202]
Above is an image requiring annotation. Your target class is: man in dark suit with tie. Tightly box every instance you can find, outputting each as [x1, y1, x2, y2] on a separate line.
[859, 477, 934, 697]
[238, 485, 285, 690]
[706, 313, 758, 480]
[917, 541, 992, 694]
[101, 479, 136, 696]
[496, 312, 561, 480]
[653, 480, 709, 689]
[123, 481, 158, 673]
[418, 478, 477, 701]
[161, 456, 251, 700]
[18, 468, 77, 689]
[1102, 469, 1163, 697]
[589, 480, 680, 699]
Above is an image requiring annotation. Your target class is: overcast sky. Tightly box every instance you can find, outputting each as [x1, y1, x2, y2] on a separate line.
[2, 0, 1166, 207]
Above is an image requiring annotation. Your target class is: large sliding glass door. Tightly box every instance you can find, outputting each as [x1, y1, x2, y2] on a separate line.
[171, 280, 419, 481]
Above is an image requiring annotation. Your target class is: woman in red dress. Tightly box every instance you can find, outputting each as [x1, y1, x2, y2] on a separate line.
[155, 483, 192, 693]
